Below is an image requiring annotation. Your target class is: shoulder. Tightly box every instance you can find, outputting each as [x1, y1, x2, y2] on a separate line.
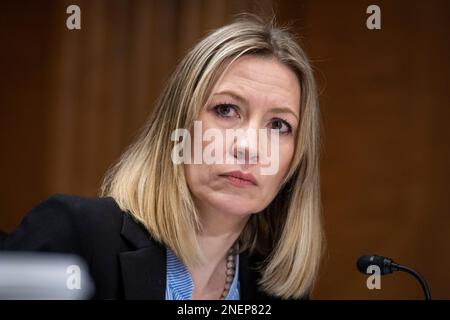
[46, 194, 123, 223]
[31, 193, 121, 217]
[3, 194, 126, 252]
[19, 194, 124, 234]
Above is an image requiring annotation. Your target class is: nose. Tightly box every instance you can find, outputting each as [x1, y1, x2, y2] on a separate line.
[231, 128, 259, 164]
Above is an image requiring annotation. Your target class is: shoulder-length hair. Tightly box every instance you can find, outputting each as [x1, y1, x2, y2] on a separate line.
[100, 14, 324, 299]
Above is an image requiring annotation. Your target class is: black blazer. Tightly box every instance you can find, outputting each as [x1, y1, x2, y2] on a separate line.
[2, 194, 296, 300]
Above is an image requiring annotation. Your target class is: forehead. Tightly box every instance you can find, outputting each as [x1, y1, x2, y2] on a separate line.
[212, 55, 301, 110]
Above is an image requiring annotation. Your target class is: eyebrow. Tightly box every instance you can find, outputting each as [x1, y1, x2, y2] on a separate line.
[213, 90, 299, 122]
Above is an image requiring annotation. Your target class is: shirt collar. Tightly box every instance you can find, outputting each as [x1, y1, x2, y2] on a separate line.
[166, 248, 240, 300]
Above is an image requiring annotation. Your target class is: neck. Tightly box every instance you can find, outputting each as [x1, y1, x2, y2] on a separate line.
[188, 202, 250, 298]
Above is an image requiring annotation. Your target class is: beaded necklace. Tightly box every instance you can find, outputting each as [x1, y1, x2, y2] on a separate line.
[220, 241, 238, 299]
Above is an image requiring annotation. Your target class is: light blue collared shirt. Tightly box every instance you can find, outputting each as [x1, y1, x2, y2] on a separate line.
[165, 248, 240, 300]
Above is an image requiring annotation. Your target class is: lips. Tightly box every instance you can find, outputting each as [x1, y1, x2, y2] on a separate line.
[219, 170, 257, 186]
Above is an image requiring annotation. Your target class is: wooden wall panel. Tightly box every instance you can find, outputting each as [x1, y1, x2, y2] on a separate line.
[279, 0, 450, 299]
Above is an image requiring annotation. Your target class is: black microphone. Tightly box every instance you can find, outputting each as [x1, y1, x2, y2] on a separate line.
[356, 254, 432, 300]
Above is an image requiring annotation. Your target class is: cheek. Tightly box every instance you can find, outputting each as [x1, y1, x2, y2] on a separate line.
[184, 164, 196, 193]
[184, 164, 212, 206]
[185, 163, 211, 194]
[261, 142, 294, 193]
[199, 113, 230, 159]
[184, 113, 225, 195]
[198, 110, 216, 128]
[278, 143, 295, 176]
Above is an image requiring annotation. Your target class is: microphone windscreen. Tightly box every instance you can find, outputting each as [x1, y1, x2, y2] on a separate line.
[356, 255, 386, 274]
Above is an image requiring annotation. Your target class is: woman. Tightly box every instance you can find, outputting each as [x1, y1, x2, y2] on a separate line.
[2, 15, 323, 300]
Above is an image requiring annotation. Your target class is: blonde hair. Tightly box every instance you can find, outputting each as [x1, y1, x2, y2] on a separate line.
[100, 14, 323, 299]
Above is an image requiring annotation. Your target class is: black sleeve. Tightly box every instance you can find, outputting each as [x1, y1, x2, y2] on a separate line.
[2, 195, 88, 257]
[0, 230, 6, 247]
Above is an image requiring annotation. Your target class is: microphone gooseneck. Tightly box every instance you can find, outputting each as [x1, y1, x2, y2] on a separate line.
[356, 254, 432, 300]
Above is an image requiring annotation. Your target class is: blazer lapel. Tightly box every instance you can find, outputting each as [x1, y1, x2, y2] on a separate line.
[117, 212, 277, 300]
[239, 249, 258, 299]
[119, 213, 166, 299]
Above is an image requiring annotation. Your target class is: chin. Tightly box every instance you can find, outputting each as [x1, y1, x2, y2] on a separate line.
[206, 193, 258, 216]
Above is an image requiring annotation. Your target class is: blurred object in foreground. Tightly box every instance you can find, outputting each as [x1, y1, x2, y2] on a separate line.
[0, 252, 94, 299]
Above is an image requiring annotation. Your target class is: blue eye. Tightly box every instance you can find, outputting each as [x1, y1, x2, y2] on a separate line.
[270, 118, 292, 135]
[213, 103, 239, 119]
